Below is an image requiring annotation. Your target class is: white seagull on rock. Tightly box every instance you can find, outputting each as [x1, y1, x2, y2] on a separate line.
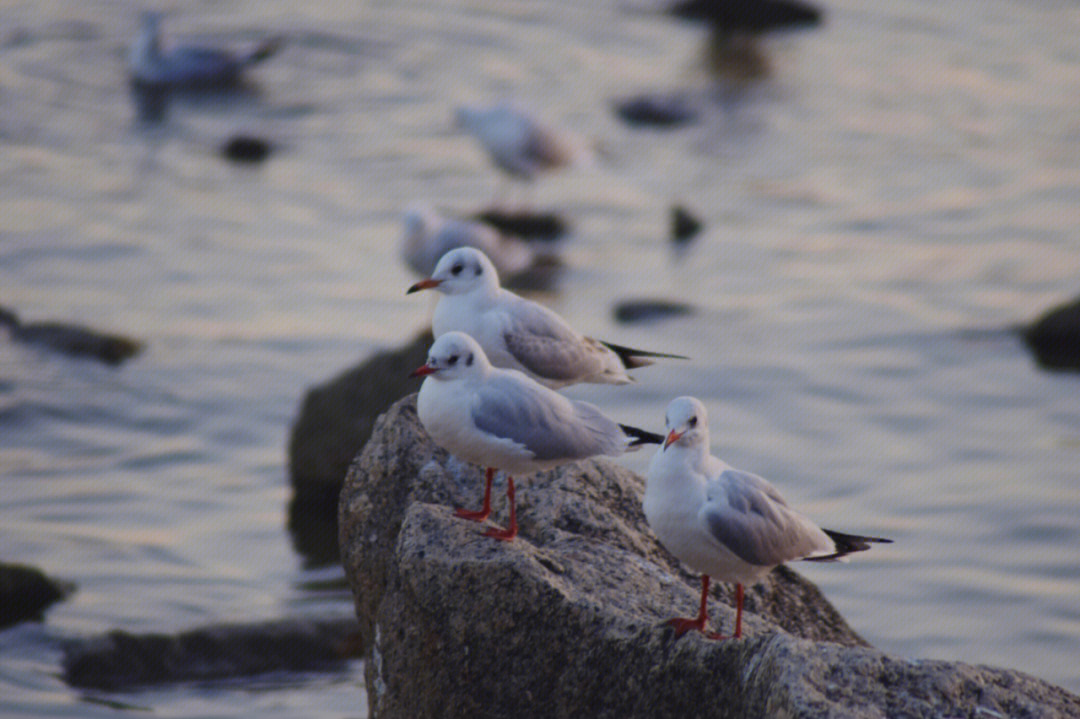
[411, 331, 663, 541]
[128, 10, 282, 88]
[644, 396, 891, 639]
[407, 247, 686, 388]
[401, 204, 535, 279]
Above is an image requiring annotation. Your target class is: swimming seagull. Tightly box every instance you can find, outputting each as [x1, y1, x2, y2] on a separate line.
[407, 247, 687, 388]
[644, 396, 891, 639]
[411, 331, 663, 540]
[454, 103, 593, 203]
[128, 10, 283, 88]
[401, 203, 535, 279]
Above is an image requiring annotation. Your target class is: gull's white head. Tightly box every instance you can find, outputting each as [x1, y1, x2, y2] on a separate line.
[406, 247, 499, 296]
[662, 396, 709, 451]
[410, 331, 491, 381]
[402, 203, 439, 239]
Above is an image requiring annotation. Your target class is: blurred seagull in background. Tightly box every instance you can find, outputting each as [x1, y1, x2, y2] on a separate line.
[401, 203, 536, 279]
[407, 247, 686, 389]
[411, 331, 663, 540]
[128, 10, 283, 88]
[454, 102, 593, 205]
[644, 397, 891, 639]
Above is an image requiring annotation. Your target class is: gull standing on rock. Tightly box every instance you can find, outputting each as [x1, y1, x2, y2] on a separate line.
[411, 332, 662, 540]
[408, 247, 686, 388]
[128, 10, 283, 88]
[644, 397, 891, 639]
[401, 204, 535, 279]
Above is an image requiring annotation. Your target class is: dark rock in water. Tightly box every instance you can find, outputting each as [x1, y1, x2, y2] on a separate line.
[0, 562, 73, 628]
[287, 330, 432, 565]
[338, 395, 1080, 719]
[671, 204, 703, 243]
[221, 134, 273, 164]
[1023, 296, 1080, 371]
[63, 616, 358, 690]
[613, 93, 698, 128]
[473, 210, 568, 242]
[671, 0, 822, 33]
[615, 299, 695, 324]
[0, 306, 142, 366]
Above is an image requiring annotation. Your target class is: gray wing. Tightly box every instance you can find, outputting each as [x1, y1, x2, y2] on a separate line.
[702, 469, 830, 567]
[470, 374, 623, 460]
[500, 298, 608, 382]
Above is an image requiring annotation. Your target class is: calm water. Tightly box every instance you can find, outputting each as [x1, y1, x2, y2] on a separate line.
[2, 0, 1079, 715]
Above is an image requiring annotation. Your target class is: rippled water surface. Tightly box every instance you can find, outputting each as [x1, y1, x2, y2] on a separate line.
[2, 0, 1079, 715]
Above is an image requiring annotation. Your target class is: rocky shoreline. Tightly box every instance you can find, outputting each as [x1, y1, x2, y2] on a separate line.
[338, 395, 1080, 718]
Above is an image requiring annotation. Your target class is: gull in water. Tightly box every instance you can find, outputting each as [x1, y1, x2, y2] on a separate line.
[644, 397, 890, 639]
[401, 203, 535, 279]
[128, 10, 283, 88]
[407, 247, 686, 388]
[411, 331, 663, 540]
[454, 102, 593, 204]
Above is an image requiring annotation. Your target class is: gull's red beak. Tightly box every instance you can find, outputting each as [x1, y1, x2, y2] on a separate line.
[407, 278, 441, 294]
[663, 430, 683, 450]
[409, 363, 438, 378]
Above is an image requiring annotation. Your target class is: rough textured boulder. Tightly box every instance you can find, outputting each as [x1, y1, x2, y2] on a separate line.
[340, 395, 1080, 717]
[0, 562, 72, 628]
[287, 330, 432, 564]
[1023, 295, 1080, 371]
[63, 616, 359, 689]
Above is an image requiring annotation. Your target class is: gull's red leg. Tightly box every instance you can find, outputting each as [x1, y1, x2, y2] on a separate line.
[733, 583, 744, 639]
[667, 575, 726, 639]
[455, 467, 494, 522]
[482, 476, 518, 541]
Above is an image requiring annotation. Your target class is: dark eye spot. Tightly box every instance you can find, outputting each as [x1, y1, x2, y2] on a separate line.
[448, 355, 458, 365]
[465, 353, 474, 366]
[689, 416, 697, 427]
[474, 264, 482, 276]
[451, 264, 463, 276]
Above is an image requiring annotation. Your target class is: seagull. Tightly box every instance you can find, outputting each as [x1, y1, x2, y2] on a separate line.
[407, 247, 686, 388]
[411, 331, 663, 540]
[454, 103, 593, 204]
[644, 397, 890, 639]
[128, 10, 283, 88]
[401, 203, 535, 279]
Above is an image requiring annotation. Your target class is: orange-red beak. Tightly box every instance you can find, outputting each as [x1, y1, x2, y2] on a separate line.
[407, 278, 441, 294]
[409, 363, 438, 378]
[663, 430, 683, 450]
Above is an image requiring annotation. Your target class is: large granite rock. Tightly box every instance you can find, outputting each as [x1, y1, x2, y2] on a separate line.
[339, 395, 1080, 717]
[1023, 295, 1080, 371]
[287, 330, 432, 564]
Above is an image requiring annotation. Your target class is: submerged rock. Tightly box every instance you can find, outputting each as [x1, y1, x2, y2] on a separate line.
[1023, 295, 1080, 371]
[221, 134, 273, 164]
[0, 562, 73, 628]
[671, 204, 703, 244]
[613, 93, 699, 128]
[614, 299, 695, 324]
[287, 330, 432, 565]
[63, 616, 359, 690]
[670, 0, 822, 33]
[472, 209, 569, 242]
[0, 306, 142, 366]
[339, 395, 1080, 718]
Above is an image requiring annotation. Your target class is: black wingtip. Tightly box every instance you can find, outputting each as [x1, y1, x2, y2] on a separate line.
[619, 424, 665, 447]
[600, 340, 689, 370]
[805, 529, 892, 562]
